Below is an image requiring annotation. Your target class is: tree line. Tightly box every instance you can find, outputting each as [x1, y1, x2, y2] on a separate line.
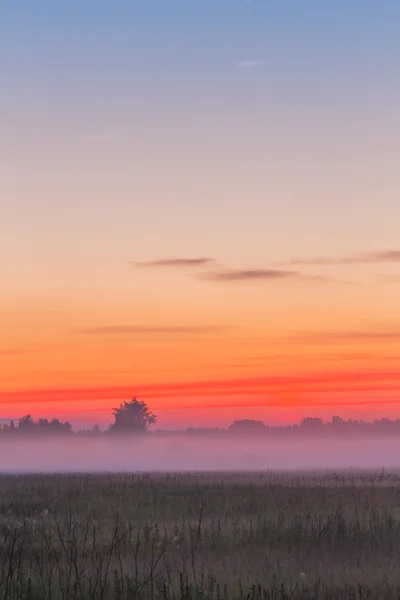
[0, 398, 155, 436]
[1, 399, 400, 437]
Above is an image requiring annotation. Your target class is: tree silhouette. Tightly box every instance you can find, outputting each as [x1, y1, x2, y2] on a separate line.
[109, 398, 156, 434]
[300, 417, 323, 429]
[18, 415, 35, 432]
[1, 415, 72, 435]
[229, 419, 266, 431]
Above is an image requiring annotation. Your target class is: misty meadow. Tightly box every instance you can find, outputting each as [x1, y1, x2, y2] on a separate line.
[3, 0, 400, 597]
[1, 471, 400, 599]
[0, 398, 400, 473]
[3, 399, 400, 472]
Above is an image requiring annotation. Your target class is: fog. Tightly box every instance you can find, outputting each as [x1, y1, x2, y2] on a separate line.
[1, 435, 400, 473]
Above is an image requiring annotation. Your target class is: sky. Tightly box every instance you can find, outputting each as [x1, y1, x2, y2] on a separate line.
[1, 0, 400, 429]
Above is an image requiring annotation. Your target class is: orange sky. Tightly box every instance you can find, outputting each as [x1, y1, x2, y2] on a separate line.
[2, 2, 400, 429]
[2, 287, 400, 428]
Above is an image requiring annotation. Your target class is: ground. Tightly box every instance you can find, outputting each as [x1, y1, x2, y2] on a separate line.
[1, 470, 400, 599]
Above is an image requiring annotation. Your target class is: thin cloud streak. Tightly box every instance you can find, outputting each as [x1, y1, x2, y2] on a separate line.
[77, 326, 225, 336]
[133, 258, 213, 268]
[73, 396, 400, 413]
[247, 353, 400, 364]
[133, 259, 358, 285]
[377, 274, 400, 283]
[2, 370, 400, 405]
[290, 330, 400, 344]
[279, 250, 400, 266]
[199, 269, 357, 285]
[0, 349, 35, 356]
[201, 269, 299, 282]
[236, 58, 265, 69]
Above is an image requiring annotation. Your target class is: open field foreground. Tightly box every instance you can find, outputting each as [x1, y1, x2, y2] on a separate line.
[1, 472, 400, 599]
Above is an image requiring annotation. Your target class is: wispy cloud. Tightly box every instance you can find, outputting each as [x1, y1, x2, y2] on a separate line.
[0, 349, 35, 356]
[201, 268, 298, 282]
[289, 330, 400, 344]
[199, 268, 356, 285]
[77, 326, 224, 336]
[133, 257, 357, 285]
[2, 369, 400, 406]
[236, 58, 265, 69]
[377, 274, 400, 283]
[245, 352, 400, 365]
[133, 258, 214, 269]
[279, 250, 400, 266]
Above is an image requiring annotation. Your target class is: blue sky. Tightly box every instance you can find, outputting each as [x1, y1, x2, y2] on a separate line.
[2, 0, 400, 277]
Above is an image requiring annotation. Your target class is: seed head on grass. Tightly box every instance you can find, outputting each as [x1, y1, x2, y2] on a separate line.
[299, 572, 307, 584]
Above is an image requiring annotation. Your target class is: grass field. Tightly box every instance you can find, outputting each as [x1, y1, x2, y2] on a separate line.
[1, 471, 400, 599]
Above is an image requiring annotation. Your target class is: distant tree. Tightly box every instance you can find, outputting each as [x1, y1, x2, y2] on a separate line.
[76, 424, 103, 436]
[109, 398, 156, 434]
[228, 419, 266, 431]
[331, 416, 344, 426]
[18, 415, 35, 432]
[49, 418, 72, 433]
[12, 415, 72, 435]
[299, 417, 323, 429]
[186, 427, 227, 435]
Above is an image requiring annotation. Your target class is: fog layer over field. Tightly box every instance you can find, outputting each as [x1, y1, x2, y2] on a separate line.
[0, 435, 399, 472]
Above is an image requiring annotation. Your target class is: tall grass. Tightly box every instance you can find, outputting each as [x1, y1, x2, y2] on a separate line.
[1, 471, 400, 598]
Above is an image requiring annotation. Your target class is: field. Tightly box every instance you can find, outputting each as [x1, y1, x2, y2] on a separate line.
[1, 471, 400, 599]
